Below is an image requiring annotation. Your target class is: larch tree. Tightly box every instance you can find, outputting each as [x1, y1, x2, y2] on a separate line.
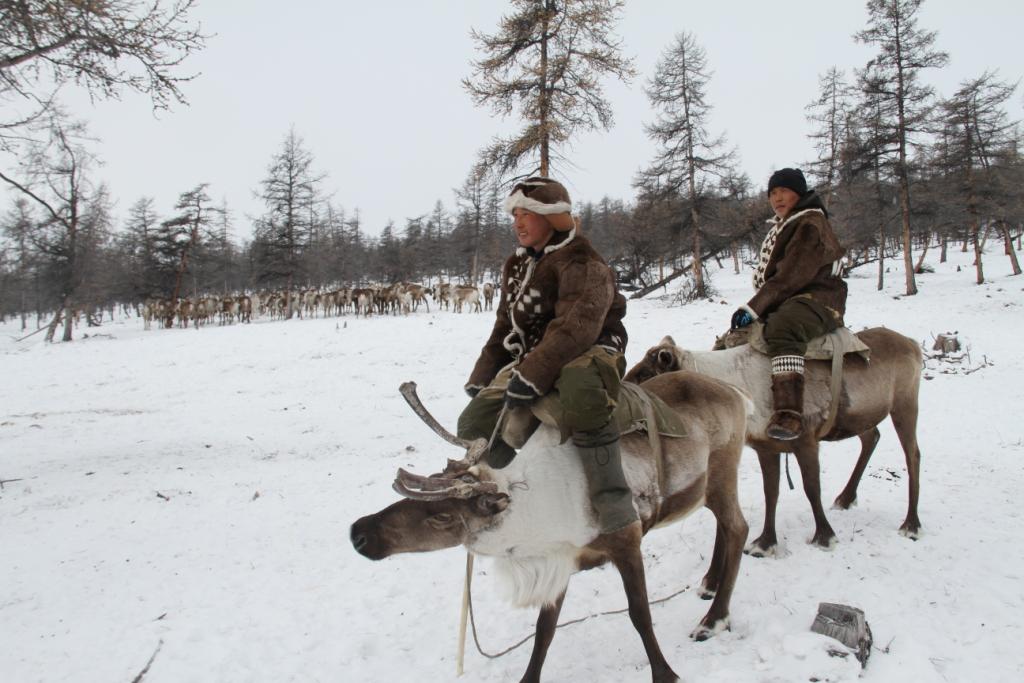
[805, 67, 855, 208]
[157, 183, 223, 326]
[252, 128, 324, 318]
[0, 0, 206, 149]
[936, 72, 1021, 283]
[454, 164, 491, 283]
[0, 114, 99, 341]
[463, 0, 635, 179]
[855, 0, 948, 296]
[1, 197, 36, 329]
[636, 31, 736, 300]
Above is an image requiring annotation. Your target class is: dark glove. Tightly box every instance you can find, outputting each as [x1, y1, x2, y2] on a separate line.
[465, 384, 483, 399]
[731, 308, 754, 330]
[504, 373, 540, 409]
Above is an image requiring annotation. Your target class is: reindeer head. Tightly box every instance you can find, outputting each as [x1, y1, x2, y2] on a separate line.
[350, 382, 511, 560]
[624, 336, 685, 384]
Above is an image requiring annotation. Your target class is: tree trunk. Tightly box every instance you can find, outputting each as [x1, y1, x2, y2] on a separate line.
[877, 239, 884, 291]
[971, 221, 985, 284]
[940, 235, 947, 263]
[538, 4, 551, 177]
[913, 231, 931, 273]
[731, 241, 740, 274]
[629, 262, 694, 299]
[898, 180, 916, 295]
[1000, 221, 1022, 275]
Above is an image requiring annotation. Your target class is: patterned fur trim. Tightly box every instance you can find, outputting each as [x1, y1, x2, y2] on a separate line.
[771, 355, 805, 375]
[753, 208, 826, 289]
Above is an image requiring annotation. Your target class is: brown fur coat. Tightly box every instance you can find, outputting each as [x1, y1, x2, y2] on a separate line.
[747, 192, 847, 319]
[466, 229, 627, 395]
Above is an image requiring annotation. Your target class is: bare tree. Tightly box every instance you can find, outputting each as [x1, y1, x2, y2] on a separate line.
[463, 0, 635, 178]
[855, 0, 949, 296]
[636, 31, 736, 299]
[0, 113, 100, 340]
[0, 0, 206, 148]
[805, 67, 854, 208]
[936, 72, 1021, 282]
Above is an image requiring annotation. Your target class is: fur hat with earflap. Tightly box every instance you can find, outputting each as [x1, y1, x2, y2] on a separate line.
[504, 177, 576, 231]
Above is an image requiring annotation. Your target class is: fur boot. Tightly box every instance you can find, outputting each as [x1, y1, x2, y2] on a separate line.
[767, 371, 805, 440]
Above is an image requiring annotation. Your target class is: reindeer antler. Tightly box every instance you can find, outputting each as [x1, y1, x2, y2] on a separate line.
[399, 381, 489, 466]
[392, 468, 498, 501]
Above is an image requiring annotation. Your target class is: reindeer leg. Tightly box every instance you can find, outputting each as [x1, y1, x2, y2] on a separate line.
[600, 522, 679, 683]
[833, 427, 880, 509]
[891, 406, 923, 539]
[746, 448, 780, 557]
[519, 590, 567, 683]
[793, 442, 837, 549]
[694, 463, 748, 640]
[699, 519, 726, 599]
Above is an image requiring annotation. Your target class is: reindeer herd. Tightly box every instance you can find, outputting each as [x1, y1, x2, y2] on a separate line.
[140, 281, 497, 330]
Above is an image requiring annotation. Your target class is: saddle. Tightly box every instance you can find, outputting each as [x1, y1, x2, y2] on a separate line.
[715, 321, 871, 438]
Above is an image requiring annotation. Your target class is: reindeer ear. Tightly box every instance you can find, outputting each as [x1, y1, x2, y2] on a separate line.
[475, 493, 510, 516]
[657, 348, 677, 371]
[660, 335, 676, 346]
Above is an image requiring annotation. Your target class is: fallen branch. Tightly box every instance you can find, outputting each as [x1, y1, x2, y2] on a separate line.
[13, 325, 48, 342]
[0, 478, 24, 489]
[131, 640, 163, 683]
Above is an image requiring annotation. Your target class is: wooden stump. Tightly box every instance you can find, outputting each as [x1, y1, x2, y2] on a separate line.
[932, 332, 961, 355]
[811, 602, 872, 667]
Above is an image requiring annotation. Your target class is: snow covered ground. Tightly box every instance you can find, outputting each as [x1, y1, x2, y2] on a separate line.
[2, 247, 1022, 683]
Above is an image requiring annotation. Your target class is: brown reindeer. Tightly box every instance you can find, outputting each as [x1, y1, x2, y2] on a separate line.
[625, 327, 923, 556]
[351, 377, 750, 683]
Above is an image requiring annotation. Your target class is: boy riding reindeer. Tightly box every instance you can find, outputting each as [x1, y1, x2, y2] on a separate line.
[730, 168, 847, 441]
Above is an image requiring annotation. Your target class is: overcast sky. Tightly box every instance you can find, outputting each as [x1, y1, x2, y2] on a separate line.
[52, 0, 1024, 239]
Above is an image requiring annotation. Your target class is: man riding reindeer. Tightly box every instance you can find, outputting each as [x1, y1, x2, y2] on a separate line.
[457, 177, 638, 538]
[729, 167, 848, 441]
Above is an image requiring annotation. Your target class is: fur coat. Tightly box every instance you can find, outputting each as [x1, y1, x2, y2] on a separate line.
[466, 228, 627, 396]
[746, 191, 847, 320]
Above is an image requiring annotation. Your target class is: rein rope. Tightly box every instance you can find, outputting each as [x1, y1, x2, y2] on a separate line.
[465, 562, 692, 660]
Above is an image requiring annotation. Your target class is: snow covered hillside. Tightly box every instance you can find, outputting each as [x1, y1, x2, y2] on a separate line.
[1, 248, 1022, 682]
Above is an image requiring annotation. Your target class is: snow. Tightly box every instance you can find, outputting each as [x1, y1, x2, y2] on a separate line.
[2, 248, 1023, 683]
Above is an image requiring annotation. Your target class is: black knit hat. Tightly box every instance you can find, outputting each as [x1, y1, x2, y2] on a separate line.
[767, 168, 808, 196]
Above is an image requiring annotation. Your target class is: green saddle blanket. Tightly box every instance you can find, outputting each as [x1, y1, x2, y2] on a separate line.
[507, 380, 687, 448]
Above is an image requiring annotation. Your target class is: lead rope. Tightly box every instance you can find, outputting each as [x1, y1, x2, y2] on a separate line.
[457, 403, 509, 675]
[467, 577, 693, 660]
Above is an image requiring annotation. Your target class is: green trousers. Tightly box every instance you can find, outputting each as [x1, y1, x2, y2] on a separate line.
[762, 296, 842, 358]
[457, 346, 625, 467]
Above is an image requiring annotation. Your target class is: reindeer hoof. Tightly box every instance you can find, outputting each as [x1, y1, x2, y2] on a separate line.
[809, 534, 838, 550]
[690, 616, 729, 641]
[898, 524, 922, 540]
[832, 495, 857, 510]
[744, 540, 777, 558]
